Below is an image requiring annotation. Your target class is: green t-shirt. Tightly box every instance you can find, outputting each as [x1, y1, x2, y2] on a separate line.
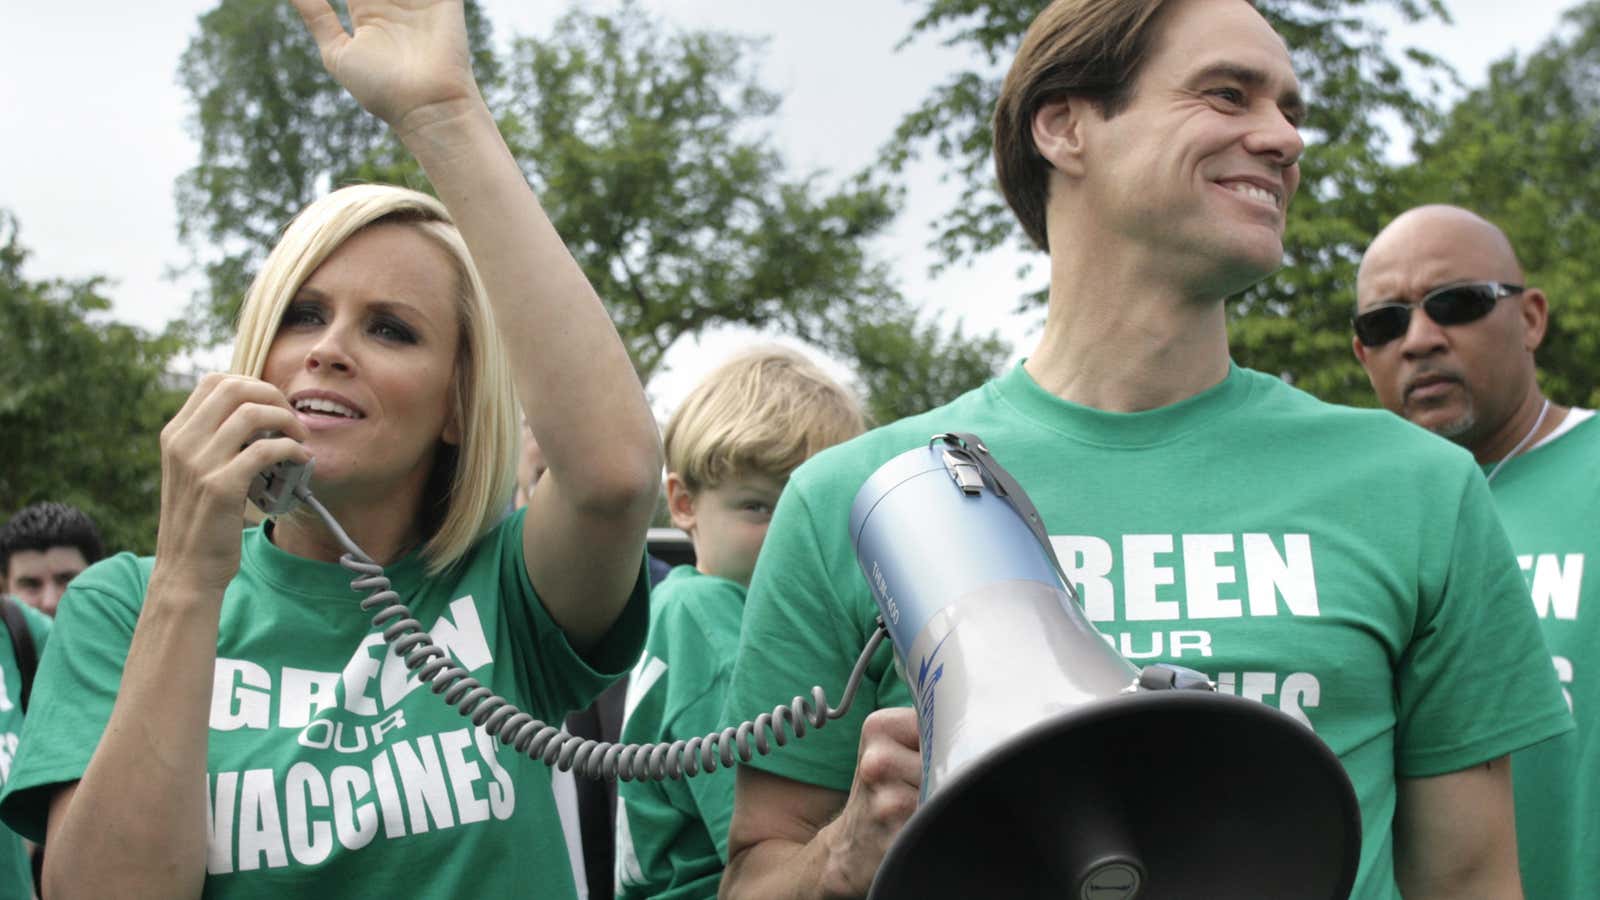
[614, 566, 743, 900]
[1486, 410, 1600, 900]
[724, 362, 1573, 900]
[0, 600, 48, 900]
[0, 513, 648, 899]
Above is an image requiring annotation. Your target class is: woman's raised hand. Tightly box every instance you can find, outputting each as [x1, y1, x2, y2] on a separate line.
[289, 0, 480, 132]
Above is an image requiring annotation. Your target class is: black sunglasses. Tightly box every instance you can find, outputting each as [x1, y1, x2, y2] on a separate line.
[1353, 281, 1524, 348]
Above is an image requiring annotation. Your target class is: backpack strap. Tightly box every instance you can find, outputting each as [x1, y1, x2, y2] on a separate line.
[1, 597, 37, 714]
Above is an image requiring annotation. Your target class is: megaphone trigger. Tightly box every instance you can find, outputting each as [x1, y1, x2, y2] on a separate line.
[1135, 663, 1215, 692]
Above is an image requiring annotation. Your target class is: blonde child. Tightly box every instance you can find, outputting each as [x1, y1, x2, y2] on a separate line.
[613, 346, 864, 899]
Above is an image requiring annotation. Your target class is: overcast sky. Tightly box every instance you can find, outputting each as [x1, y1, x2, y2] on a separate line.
[0, 0, 1583, 412]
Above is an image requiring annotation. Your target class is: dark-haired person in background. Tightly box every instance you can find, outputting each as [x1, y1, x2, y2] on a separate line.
[0, 502, 105, 617]
[0, 506, 59, 897]
[0, 591, 47, 900]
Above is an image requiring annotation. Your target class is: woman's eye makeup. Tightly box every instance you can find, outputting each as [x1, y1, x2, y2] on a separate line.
[281, 300, 324, 326]
[370, 315, 418, 343]
[278, 298, 420, 344]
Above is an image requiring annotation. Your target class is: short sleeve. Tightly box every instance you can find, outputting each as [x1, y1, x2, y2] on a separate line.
[0, 555, 146, 842]
[1394, 470, 1573, 776]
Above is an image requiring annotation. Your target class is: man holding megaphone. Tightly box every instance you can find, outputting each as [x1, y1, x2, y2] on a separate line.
[719, 1, 1573, 898]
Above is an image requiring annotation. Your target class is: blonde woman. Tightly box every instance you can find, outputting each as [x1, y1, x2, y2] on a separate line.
[0, 1, 661, 896]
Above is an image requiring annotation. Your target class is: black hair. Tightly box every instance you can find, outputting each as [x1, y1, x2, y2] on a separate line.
[0, 502, 107, 576]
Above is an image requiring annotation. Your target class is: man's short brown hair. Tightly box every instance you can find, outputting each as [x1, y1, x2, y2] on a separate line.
[993, 0, 1170, 251]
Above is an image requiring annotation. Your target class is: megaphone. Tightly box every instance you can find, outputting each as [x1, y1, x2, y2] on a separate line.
[849, 434, 1360, 900]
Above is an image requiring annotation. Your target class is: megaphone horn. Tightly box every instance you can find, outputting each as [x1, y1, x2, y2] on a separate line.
[849, 433, 1360, 900]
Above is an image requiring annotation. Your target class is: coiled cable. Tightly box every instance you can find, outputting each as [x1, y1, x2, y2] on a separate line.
[298, 486, 888, 782]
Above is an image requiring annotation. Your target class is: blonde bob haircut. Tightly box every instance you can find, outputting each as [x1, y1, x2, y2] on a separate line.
[994, 0, 1169, 251]
[230, 184, 519, 574]
[665, 345, 865, 494]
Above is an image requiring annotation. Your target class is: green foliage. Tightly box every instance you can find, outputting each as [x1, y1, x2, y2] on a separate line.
[174, 0, 1005, 419]
[855, 317, 1009, 426]
[1395, 1, 1600, 407]
[842, 301, 1010, 424]
[890, 0, 1455, 405]
[502, 3, 904, 383]
[0, 213, 188, 554]
[174, 0, 499, 341]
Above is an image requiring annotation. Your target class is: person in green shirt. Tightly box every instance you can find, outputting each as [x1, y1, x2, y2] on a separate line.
[614, 346, 864, 899]
[0, 502, 105, 617]
[719, 2, 1573, 898]
[1354, 204, 1599, 900]
[0, 1, 663, 897]
[0, 597, 48, 900]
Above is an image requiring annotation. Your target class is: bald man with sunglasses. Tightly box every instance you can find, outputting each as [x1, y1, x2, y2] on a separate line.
[1355, 203, 1598, 900]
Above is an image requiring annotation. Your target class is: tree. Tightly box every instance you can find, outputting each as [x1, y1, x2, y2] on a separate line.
[887, 0, 1455, 406]
[501, 3, 903, 384]
[1395, 1, 1600, 407]
[174, 0, 1004, 417]
[843, 301, 1010, 425]
[0, 212, 188, 554]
